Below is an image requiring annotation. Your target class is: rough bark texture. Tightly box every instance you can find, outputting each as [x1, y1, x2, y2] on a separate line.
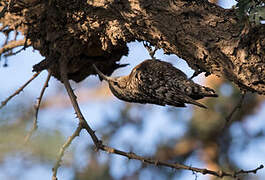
[0, 0, 264, 94]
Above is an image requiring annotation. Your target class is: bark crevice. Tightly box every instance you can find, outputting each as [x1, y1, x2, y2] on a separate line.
[0, 0, 264, 94]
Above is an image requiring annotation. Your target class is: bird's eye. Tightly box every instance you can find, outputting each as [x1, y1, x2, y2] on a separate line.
[113, 81, 118, 86]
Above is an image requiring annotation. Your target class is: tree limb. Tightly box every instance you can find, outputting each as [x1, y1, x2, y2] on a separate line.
[24, 72, 51, 144]
[1, 0, 264, 94]
[0, 39, 29, 55]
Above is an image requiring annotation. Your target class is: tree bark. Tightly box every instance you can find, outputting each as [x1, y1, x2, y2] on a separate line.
[1, 0, 264, 94]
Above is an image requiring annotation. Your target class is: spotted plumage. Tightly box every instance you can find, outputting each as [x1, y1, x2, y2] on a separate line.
[93, 59, 218, 108]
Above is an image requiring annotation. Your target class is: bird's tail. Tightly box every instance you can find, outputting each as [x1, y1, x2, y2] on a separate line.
[185, 98, 207, 109]
[165, 95, 208, 109]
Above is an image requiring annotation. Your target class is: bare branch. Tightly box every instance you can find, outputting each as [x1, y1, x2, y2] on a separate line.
[24, 72, 51, 144]
[0, 72, 40, 109]
[235, 165, 264, 176]
[52, 124, 82, 180]
[0, 39, 30, 55]
[59, 58, 102, 148]
[143, 41, 158, 59]
[97, 145, 263, 178]
[4, 46, 27, 57]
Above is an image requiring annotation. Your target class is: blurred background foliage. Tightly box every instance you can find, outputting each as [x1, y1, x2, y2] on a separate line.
[1, 0, 265, 180]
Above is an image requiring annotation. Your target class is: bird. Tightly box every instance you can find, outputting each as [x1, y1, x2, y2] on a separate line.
[92, 59, 218, 108]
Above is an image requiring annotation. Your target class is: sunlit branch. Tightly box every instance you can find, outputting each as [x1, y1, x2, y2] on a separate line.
[24, 72, 51, 144]
[0, 39, 29, 55]
[0, 72, 40, 109]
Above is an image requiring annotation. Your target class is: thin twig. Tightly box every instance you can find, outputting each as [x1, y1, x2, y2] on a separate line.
[93, 144, 263, 178]
[143, 41, 158, 59]
[4, 46, 27, 57]
[234, 165, 264, 176]
[0, 72, 40, 109]
[51, 57, 102, 180]
[223, 93, 246, 130]
[0, 39, 29, 55]
[24, 72, 51, 144]
[52, 124, 82, 180]
[56, 57, 263, 179]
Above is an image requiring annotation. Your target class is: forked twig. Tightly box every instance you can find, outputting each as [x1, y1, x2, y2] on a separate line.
[143, 41, 158, 59]
[4, 45, 28, 57]
[52, 124, 82, 180]
[59, 58, 101, 148]
[0, 39, 29, 55]
[53, 58, 263, 180]
[0, 72, 40, 109]
[51, 57, 102, 180]
[24, 72, 51, 144]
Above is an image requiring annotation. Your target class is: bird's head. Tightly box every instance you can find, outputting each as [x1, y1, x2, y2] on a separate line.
[92, 64, 128, 98]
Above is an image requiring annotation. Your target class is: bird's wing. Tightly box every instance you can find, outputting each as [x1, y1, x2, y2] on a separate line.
[134, 65, 185, 107]
[136, 60, 207, 108]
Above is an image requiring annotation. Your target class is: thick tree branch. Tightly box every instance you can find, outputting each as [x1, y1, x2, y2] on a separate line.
[1, 1, 264, 178]
[1, 0, 264, 94]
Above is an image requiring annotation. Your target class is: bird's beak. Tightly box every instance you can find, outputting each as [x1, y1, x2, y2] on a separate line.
[92, 64, 112, 81]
